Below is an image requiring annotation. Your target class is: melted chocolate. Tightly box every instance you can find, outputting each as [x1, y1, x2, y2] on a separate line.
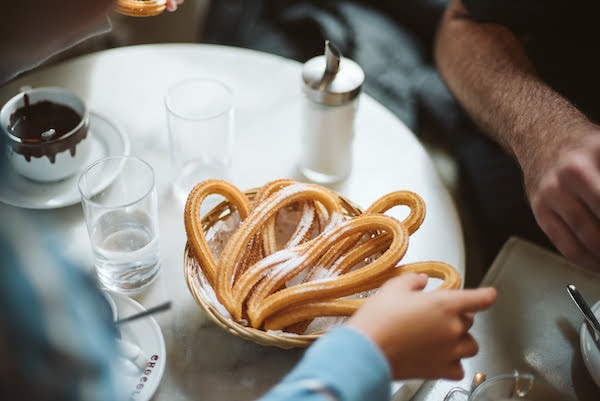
[6, 95, 88, 163]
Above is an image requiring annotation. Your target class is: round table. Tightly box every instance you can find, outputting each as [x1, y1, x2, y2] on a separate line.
[0, 44, 464, 401]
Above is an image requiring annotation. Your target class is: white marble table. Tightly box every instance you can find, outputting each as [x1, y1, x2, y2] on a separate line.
[0, 44, 465, 401]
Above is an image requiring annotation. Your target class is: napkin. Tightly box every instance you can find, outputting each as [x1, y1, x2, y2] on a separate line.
[117, 337, 149, 375]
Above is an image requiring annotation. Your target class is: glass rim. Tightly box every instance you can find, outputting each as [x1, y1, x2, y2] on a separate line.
[78, 155, 156, 209]
[164, 77, 233, 121]
[470, 371, 535, 399]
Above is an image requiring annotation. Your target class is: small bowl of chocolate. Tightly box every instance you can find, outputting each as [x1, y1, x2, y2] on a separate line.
[1, 87, 90, 182]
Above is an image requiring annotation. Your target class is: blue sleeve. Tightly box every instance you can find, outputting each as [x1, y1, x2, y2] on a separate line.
[0, 220, 123, 401]
[258, 326, 392, 401]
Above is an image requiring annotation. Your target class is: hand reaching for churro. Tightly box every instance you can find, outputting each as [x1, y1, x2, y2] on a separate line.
[348, 273, 497, 380]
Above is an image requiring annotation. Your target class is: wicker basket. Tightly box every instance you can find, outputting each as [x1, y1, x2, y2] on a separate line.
[184, 188, 363, 349]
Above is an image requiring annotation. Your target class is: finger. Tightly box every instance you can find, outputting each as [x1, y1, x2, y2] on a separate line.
[387, 273, 428, 292]
[561, 144, 600, 219]
[443, 360, 465, 381]
[448, 287, 497, 313]
[452, 333, 479, 359]
[545, 186, 600, 259]
[533, 201, 600, 271]
[461, 312, 474, 330]
[166, 0, 177, 11]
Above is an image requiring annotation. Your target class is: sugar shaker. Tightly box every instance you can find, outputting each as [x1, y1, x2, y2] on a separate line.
[299, 40, 365, 184]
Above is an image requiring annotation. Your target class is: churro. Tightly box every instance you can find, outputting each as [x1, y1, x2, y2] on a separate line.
[263, 261, 461, 331]
[365, 191, 425, 234]
[183, 179, 462, 335]
[184, 180, 252, 286]
[301, 190, 425, 283]
[218, 182, 343, 320]
[246, 214, 409, 327]
[115, 0, 167, 17]
[264, 299, 363, 331]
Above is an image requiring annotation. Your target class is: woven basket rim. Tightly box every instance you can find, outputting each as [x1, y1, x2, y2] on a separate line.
[184, 187, 363, 349]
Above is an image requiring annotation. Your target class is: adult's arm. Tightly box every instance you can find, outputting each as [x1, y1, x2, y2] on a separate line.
[435, 0, 600, 271]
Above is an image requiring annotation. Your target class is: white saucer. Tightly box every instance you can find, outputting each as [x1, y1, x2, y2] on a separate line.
[112, 294, 166, 401]
[580, 300, 600, 387]
[0, 112, 130, 209]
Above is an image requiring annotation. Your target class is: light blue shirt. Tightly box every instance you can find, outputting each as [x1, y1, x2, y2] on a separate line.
[258, 326, 392, 401]
[0, 208, 123, 401]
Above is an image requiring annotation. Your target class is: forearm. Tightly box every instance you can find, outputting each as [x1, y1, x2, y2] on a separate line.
[434, 0, 596, 174]
[257, 327, 391, 401]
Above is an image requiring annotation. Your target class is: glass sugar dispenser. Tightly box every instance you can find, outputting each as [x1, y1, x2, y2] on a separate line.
[299, 40, 365, 184]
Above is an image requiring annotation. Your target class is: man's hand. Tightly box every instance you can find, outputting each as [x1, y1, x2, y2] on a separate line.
[166, 0, 184, 12]
[347, 273, 497, 380]
[524, 126, 600, 272]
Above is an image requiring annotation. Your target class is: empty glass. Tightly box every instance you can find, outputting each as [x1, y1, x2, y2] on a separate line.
[444, 371, 534, 401]
[165, 78, 234, 203]
[79, 156, 161, 293]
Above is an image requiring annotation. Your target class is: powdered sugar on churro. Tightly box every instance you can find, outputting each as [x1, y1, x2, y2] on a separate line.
[323, 211, 343, 232]
[268, 252, 307, 282]
[285, 201, 315, 248]
[251, 249, 300, 280]
[253, 183, 311, 223]
[309, 265, 339, 282]
[197, 185, 349, 332]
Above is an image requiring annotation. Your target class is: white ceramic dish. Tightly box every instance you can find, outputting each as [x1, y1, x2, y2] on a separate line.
[0, 112, 129, 209]
[111, 293, 166, 401]
[580, 300, 600, 387]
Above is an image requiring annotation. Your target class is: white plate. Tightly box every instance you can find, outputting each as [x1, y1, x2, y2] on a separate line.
[0, 112, 130, 209]
[580, 300, 600, 387]
[112, 293, 166, 401]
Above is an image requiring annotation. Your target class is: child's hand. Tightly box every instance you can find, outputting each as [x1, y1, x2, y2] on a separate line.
[347, 273, 497, 380]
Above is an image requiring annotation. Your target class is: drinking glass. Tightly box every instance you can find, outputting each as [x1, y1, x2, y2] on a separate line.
[444, 371, 534, 401]
[165, 78, 234, 203]
[79, 156, 161, 293]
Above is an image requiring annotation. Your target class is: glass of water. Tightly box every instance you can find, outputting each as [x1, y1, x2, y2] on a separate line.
[78, 155, 161, 293]
[165, 78, 234, 204]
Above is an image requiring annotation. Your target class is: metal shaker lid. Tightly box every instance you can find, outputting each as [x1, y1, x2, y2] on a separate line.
[302, 41, 365, 106]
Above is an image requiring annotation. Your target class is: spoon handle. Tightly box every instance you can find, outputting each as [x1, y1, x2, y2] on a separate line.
[567, 284, 600, 338]
[116, 301, 172, 325]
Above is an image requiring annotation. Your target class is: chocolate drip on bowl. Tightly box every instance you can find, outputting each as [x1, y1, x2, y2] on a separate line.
[7, 98, 88, 163]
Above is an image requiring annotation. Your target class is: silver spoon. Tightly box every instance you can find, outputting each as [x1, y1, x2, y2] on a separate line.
[567, 284, 600, 343]
[41, 128, 56, 140]
[115, 301, 172, 325]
